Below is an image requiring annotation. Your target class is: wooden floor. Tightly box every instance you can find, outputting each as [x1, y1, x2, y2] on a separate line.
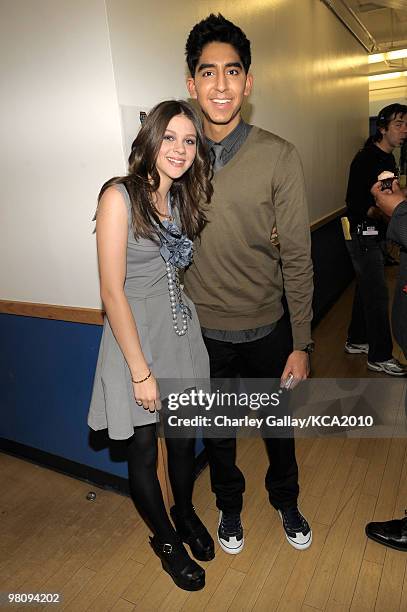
[1, 274, 407, 611]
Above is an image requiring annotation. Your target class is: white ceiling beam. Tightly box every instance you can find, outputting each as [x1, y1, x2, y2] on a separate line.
[320, 0, 377, 51]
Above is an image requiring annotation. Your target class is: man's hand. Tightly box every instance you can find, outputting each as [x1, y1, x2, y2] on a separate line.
[371, 181, 405, 217]
[281, 350, 310, 389]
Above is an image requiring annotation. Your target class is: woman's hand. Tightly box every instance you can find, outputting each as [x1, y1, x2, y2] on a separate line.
[133, 374, 161, 412]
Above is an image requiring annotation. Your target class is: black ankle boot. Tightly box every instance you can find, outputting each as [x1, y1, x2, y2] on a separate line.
[170, 506, 215, 561]
[149, 536, 205, 591]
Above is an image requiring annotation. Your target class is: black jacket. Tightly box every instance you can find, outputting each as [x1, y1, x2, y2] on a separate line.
[346, 142, 397, 231]
[387, 200, 407, 356]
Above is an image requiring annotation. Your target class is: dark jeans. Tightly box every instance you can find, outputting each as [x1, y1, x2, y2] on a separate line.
[346, 233, 393, 362]
[203, 314, 299, 514]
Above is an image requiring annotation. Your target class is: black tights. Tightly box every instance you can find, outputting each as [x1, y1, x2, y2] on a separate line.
[126, 423, 196, 542]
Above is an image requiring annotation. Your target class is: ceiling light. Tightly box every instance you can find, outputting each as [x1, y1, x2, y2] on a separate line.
[369, 71, 407, 82]
[387, 49, 407, 61]
[368, 48, 407, 64]
[368, 53, 385, 64]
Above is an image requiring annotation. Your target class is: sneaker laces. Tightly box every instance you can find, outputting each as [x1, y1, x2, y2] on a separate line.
[388, 358, 401, 366]
[282, 507, 308, 532]
[386, 358, 407, 368]
[221, 513, 242, 536]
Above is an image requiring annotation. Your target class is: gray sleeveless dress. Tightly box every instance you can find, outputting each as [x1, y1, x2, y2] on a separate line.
[88, 183, 210, 440]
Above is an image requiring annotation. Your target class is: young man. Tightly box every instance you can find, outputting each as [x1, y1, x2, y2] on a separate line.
[183, 14, 313, 553]
[344, 104, 407, 376]
[365, 180, 407, 552]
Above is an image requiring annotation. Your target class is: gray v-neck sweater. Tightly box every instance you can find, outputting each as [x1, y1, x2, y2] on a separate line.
[184, 126, 313, 350]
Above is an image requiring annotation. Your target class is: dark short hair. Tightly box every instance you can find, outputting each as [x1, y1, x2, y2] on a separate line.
[186, 13, 251, 77]
[373, 103, 407, 143]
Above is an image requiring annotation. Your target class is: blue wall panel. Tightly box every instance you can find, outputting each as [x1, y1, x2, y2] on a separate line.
[312, 217, 354, 323]
[0, 313, 205, 480]
[0, 314, 128, 477]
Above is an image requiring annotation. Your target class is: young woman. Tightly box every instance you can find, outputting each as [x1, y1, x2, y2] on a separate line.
[88, 100, 214, 591]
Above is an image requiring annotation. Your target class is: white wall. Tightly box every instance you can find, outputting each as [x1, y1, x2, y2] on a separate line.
[369, 76, 407, 117]
[105, 0, 200, 160]
[1, 0, 368, 308]
[105, 0, 198, 107]
[0, 0, 125, 307]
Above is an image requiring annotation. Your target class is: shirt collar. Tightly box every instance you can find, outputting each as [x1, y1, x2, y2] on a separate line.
[206, 120, 246, 153]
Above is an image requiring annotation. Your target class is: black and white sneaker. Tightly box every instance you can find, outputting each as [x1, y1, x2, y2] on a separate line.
[344, 341, 369, 354]
[217, 511, 244, 554]
[278, 507, 312, 550]
[367, 358, 407, 377]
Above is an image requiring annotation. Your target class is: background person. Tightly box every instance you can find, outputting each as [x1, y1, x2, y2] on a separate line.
[365, 180, 407, 551]
[344, 103, 407, 376]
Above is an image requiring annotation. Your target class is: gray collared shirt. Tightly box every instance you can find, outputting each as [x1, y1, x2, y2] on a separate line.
[207, 119, 252, 169]
[202, 121, 277, 344]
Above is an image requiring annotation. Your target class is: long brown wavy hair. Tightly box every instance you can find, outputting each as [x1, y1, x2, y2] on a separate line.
[99, 100, 212, 241]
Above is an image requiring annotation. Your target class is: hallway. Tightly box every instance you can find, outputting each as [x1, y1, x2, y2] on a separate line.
[1, 274, 407, 611]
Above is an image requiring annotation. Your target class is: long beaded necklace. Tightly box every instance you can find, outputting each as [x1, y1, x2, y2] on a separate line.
[166, 262, 188, 336]
[158, 195, 193, 337]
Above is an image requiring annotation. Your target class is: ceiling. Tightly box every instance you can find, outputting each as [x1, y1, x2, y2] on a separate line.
[345, 0, 407, 50]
